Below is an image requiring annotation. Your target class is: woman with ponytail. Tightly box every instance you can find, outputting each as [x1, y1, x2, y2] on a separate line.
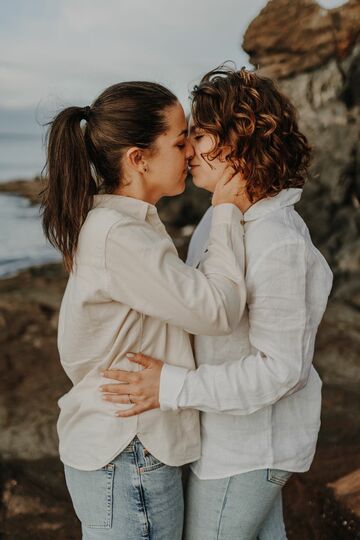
[41, 81, 248, 539]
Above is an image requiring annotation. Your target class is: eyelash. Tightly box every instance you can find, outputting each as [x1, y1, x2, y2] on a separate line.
[177, 144, 185, 149]
[194, 135, 203, 140]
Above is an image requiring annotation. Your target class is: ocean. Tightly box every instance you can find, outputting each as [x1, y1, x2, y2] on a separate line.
[0, 132, 61, 277]
[0, 194, 61, 278]
[0, 132, 44, 183]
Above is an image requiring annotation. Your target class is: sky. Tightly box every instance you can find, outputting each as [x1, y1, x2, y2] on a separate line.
[0, 0, 348, 134]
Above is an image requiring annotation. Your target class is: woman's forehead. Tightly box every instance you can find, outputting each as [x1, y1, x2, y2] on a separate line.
[164, 103, 187, 136]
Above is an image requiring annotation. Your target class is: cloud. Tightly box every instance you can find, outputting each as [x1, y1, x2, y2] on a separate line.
[1, 0, 266, 113]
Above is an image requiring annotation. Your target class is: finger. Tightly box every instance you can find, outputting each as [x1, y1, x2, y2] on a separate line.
[102, 394, 138, 404]
[103, 384, 138, 396]
[115, 404, 148, 418]
[126, 353, 155, 368]
[218, 165, 237, 186]
[225, 171, 243, 186]
[100, 383, 130, 394]
[101, 370, 134, 382]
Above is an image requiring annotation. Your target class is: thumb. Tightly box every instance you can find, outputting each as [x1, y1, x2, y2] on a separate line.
[217, 165, 237, 187]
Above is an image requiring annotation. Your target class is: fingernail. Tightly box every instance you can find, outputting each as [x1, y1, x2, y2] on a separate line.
[127, 353, 135, 358]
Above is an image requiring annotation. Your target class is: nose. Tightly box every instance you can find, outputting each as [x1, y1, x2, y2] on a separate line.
[185, 137, 194, 161]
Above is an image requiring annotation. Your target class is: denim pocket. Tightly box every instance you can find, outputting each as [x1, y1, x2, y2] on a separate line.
[266, 468, 292, 487]
[140, 448, 167, 473]
[64, 463, 115, 529]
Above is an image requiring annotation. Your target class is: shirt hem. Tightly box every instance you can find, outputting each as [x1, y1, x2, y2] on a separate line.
[60, 437, 201, 471]
[189, 460, 313, 480]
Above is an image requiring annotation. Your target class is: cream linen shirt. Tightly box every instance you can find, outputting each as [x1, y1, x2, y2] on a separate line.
[57, 194, 245, 470]
[160, 188, 333, 478]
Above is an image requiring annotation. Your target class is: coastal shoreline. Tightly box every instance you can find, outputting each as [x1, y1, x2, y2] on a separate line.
[0, 177, 43, 206]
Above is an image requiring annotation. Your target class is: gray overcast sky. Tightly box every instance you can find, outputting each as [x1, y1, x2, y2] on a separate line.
[0, 0, 347, 131]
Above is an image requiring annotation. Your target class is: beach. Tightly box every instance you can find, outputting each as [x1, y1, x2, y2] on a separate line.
[0, 176, 359, 538]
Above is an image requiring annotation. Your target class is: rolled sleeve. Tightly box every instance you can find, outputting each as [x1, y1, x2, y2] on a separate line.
[159, 363, 189, 411]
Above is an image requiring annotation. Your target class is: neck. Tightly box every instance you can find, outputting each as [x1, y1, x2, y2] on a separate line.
[239, 199, 255, 214]
[113, 178, 160, 206]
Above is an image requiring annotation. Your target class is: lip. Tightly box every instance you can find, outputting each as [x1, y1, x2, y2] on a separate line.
[189, 164, 199, 169]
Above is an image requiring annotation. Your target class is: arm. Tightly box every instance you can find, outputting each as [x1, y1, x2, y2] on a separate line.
[106, 203, 246, 336]
[160, 240, 312, 414]
[102, 239, 322, 417]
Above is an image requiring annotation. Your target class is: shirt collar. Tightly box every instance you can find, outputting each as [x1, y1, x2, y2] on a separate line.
[242, 188, 303, 222]
[92, 194, 157, 221]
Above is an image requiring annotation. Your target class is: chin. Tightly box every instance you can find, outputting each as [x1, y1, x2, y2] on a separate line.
[192, 175, 213, 193]
[167, 180, 186, 197]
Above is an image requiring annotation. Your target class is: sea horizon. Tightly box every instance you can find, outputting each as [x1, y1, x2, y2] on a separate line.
[0, 131, 44, 183]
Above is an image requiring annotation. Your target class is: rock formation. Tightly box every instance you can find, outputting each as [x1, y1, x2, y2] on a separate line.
[243, 0, 360, 385]
[243, 0, 360, 79]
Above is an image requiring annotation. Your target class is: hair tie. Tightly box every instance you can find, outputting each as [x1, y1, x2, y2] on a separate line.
[82, 105, 91, 121]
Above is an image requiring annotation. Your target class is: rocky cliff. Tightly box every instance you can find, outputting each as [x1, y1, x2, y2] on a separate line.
[243, 0, 360, 387]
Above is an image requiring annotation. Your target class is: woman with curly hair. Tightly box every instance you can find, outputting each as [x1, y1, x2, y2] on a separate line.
[100, 67, 333, 539]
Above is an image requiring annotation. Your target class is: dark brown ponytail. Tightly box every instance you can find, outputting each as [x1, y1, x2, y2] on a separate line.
[41, 82, 177, 272]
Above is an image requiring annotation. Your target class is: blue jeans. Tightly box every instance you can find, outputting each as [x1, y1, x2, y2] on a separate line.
[184, 468, 291, 540]
[64, 436, 183, 539]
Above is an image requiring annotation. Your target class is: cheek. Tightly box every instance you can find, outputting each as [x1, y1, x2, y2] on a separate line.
[154, 152, 185, 186]
[197, 155, 226, 177]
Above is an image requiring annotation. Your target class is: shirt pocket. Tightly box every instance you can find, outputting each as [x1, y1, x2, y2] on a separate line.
[64, 463, 115, 528]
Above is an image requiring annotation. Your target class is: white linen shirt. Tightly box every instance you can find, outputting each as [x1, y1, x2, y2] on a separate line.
[57, 194, 246, 470]
[160, 188, 333, 479]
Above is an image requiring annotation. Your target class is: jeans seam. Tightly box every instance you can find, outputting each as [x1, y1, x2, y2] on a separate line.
[133, 442, 150, 538]
[216, 477, 231, 540]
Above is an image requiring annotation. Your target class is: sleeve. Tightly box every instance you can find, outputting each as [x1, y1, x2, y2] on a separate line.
[105, 204, 246, 336]
[160, 239, 316, 414]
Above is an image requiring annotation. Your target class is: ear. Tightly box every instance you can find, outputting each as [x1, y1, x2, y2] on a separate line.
[125, 147, 147, 173]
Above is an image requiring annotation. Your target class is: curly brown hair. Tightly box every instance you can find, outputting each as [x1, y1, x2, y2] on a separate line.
[191, 65, 312, 202]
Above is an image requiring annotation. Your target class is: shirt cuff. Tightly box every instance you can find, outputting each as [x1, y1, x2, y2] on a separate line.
[212, 203, 243, 226]
[159, 363, 189, 411]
